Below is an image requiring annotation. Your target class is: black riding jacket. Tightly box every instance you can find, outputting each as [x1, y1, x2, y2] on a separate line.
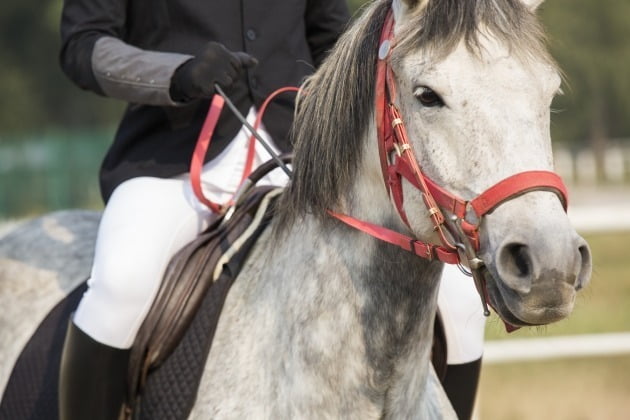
[60, 0, 349, 201]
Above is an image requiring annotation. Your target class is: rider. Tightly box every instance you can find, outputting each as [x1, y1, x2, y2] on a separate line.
[58, 1, 350, 419]
[58, 0, 485, 419]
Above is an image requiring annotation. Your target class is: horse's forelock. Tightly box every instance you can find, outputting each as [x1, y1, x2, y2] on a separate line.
[276, 0, 391, 228]
[396, 0, 555, 66]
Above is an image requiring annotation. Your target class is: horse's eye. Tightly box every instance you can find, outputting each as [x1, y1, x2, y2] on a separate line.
[415, 87, 444, 108]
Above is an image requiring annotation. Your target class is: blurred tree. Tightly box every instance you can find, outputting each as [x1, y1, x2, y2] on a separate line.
[540, 0, 630, 181]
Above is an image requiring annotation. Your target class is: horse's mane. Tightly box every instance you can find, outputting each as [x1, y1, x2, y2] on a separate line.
[275, 0, 554, 228]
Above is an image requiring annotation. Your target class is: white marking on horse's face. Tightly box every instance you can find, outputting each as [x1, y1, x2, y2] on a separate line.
[391, 29, 591, 326]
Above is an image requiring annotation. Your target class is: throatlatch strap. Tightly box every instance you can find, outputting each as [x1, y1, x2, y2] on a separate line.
[328, 210, 460, 264]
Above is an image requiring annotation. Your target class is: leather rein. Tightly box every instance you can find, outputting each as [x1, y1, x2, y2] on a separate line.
[190, 85, 298, 213]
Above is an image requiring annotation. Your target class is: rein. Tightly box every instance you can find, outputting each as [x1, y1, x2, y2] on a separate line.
[190, 85, 298, 213]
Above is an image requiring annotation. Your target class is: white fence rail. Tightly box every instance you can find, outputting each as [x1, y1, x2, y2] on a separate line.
[484, 332, 630, 364]
[554, 144, 630, 185]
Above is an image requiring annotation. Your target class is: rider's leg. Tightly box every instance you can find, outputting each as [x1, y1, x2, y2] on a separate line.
[58, 109, 287, 420]
[59, 321, 133, 420]
[59, 175, 215, 420]
[72, 176, 217, 348]
[437, 263, 487, 420]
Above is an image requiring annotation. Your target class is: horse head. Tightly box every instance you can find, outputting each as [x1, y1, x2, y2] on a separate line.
[387, 0, 592, 327]
[286, 0, 591, 329]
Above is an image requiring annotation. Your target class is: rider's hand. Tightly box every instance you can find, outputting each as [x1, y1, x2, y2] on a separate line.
[170, 41, 257, 102]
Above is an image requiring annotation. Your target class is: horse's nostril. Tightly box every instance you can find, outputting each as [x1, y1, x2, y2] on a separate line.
[496, 242, 535, 294]
[505, 243, 532, 278]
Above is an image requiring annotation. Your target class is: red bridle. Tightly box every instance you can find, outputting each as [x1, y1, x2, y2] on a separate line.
[330, 9, 569, 316]
[191, 8, 569, 319]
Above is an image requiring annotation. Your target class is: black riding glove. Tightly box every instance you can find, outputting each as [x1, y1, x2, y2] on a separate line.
[170, 41, 258, 102]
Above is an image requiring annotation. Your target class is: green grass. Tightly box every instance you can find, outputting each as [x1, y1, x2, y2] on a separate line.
[485, 231, 630, 340]
[478, 355, 630, 420]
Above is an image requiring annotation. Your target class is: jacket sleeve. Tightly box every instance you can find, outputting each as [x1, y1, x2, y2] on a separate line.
[59, 0, 192, 105]
[304, 0, 351, 67]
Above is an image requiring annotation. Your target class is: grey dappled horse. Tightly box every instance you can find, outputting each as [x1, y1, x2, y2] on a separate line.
[1, 0, 591, 418]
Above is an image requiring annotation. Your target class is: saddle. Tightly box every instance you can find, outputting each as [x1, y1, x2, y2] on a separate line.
[125, 157, 287, 419]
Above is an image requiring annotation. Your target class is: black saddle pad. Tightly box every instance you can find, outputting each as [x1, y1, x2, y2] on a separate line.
[0, 282, 86, 420]
[135, 237, 255, 420]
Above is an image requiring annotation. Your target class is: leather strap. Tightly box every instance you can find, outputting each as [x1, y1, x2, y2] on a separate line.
[241, 87, 300, 184]
[328, 210, 460, 264]
[191, 94, 226, 213]
[190, 87, 299, 213]
[469, 170, 568, 217]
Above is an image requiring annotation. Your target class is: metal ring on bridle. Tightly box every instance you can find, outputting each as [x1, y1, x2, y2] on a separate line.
[378, 40, 391, 60]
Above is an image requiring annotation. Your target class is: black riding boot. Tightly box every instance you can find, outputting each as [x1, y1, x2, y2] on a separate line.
[442, 358, 482, 420]
[59, 321, 130, 420]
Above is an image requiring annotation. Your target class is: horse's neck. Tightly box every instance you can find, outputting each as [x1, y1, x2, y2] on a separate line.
[269, 131, 444, 399]
[199, 163, 447, 417]
[275, 214, 443, 400]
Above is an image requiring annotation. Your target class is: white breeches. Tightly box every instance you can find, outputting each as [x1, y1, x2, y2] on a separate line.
[74, 108, 486, 357]
[438, 264, 486, 364]
[73, 108, 288, 348]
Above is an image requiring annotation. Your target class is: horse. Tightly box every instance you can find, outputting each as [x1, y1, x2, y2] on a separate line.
[0, 0, 592, 418]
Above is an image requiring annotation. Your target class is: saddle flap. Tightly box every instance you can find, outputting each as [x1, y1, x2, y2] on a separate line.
[126, 184, 283, 413]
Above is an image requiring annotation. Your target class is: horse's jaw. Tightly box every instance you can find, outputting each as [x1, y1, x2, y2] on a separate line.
[478, 191, 592, 327]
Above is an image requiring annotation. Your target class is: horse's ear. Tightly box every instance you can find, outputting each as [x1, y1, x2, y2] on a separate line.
[520, 0, 545, 11]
